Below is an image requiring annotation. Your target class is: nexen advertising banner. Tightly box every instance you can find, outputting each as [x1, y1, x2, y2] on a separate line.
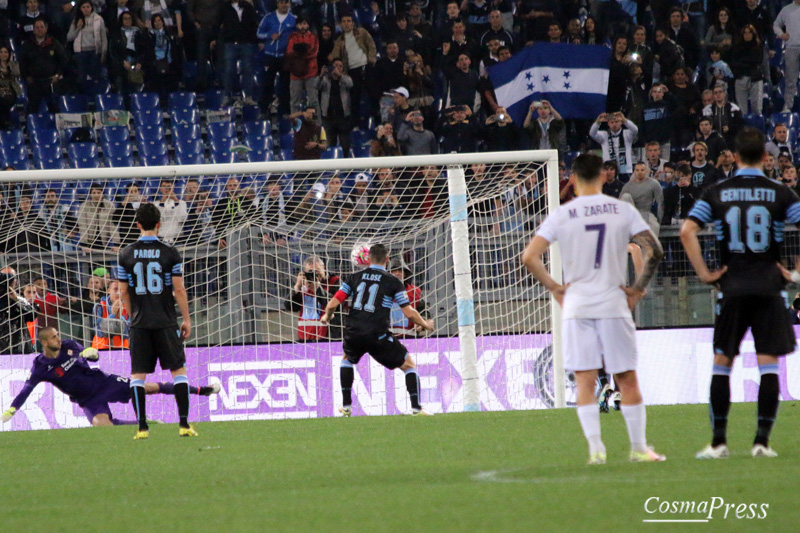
[2, 329, 800, 431]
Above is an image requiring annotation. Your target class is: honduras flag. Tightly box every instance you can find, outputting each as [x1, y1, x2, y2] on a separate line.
[488, 43, 611, 123]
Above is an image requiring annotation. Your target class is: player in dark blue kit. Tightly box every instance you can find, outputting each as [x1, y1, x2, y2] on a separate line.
[320, 244, 435, 416]
[118, 204, 194, 440]
[0, 327, 219, 427]
[681, 127, 800, 459]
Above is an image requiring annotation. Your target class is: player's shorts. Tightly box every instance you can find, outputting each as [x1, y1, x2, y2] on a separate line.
[80, 375, 131, 423]
[343, 332, 409, 369]
[714, 293, 796, 357]
[562, 317, 638, 375]
[129, 327, 186, 374]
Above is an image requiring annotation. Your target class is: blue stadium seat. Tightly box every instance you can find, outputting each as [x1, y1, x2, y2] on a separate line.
[278, 118, 292, 134]
[769, 111, 800, 131]
[209, 136, 235, 153]
[172, 123, 201, 142]
[30, 127, 60, 147]
[57, 94, 90, 113]
[139, 138, 167, 155]
[32, 144, 64, 169]
[175, 138, 203, 155]
[168, 91, 197, 110]
[350, 129, 369, 147]
[203, 89, 226, 110]
[103, 139, 133, 158]
[1, 143, 29, 169]
[210, 150, 236, 164]
[742, 113, 765, 132]
[136, 124, 165, 142]
[245, 133, 273, 152]
[241, 104, 260, 122]
[175, 150, 204, 165]
[207, 120, 235, 140]
[68, 142, 99, 168]
[279, 132, 293, 149]
[132, 108, 163, 127]
[27, 112, 55, 132]
[281, 147, 293, 161]
[352, 145, 370, 158]
[106, 153, 135, 168]
[101, 125, 130, 144]
[130, 92, 160, 112]
[0, 129, 24, 150]
[64, 127, 97, 144]
[95, 93, 125, 111]
[246, 149, 273, 162]
[321, 146, 343, 159]
[140, 151, 169, 166]
[170, 106, 200, 125]
[87, 79, 111, 95]
[242, 120, 270, 138]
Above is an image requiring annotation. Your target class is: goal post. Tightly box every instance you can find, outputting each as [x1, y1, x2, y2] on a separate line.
[0, 149, 567, 430]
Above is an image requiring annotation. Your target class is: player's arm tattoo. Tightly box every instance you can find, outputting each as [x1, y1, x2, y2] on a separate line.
[630, 230, 664, 291]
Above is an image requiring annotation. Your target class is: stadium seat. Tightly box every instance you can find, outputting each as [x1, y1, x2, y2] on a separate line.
[136, 124, 165, 142]
[277, 117, 293, 134]
[26, 112, 55, 132]
[242, 120, 271, 138]
[281, 147, 293, 161]
[101, 125, 130, 144]
[0, 129, 24, 150]
[30, 127, 60, 147]
[68, 142, 99, 168]
[241, 104, 260, 122]
[246, 149, 273, 162]
[170, 106, 200, 125]
[742, 113, 765, 132]
[352, 145, 370, 158]
[245, 133, 273, 152]
[172, 122, 201, 142]
[769, 111, 799, 131]
[209, 136, 235, 153]
[321, 147, 343, 159]
[203, 89, 226, 110]
[1, 143, 29, 169]
[64, 127, 96, 144]
[87, 79, 111, 95]
[175, 138, 203, 155]
[168, 91, 197, 110]
[32, 144, 64, 169]
[175, 150, 204, 165]
[210, 150, 236, 164]
[57, 94, 90, 113]
[207, 120, 235, 141]
[140, 151, 169, 166]
[132, 108, 163, 127]
[106, 153, 135, 168]
[95, 93, 125, 111]
[139, 138, 167, 156]
[350, 129, 369, 147]
[130, 92, 160, 113]
[279, 132, 293, 149]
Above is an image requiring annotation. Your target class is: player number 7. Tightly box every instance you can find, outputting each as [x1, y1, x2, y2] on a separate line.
[585, 224, 606, 269]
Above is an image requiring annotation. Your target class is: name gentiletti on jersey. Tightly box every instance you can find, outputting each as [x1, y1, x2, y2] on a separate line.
[720, 188, 776, 203]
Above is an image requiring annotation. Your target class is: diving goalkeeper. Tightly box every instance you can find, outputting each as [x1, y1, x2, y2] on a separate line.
[1, 327, 219, 427]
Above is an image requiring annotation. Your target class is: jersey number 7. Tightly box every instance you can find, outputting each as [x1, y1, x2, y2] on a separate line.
[585, 223, 606, 269]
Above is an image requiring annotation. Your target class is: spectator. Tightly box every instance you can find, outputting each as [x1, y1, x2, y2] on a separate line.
[33, 275, 66, 330]
[441, 18, 480, 68]
[601, 160, 623, 198]
[483, 106, 519, 151]
[716, 149, 737, 180]
[65, 274, 103, 317]
[702, 82, 743, 147]
[341, 173, 373, 222]
[622, 62, 647, 129]
[317, 58, 352, 156]
[92, 279, 129, 349]
[9, 195, 47, 253]
[774, 0, 800, 112]
[620, 161, 663, 235]
[629, 25, 653, 91]
[589, 111, 638, 182]
[387, 86, 414, 131]
[444, 52, 478, 110]
[407, 2, 434, 52]
[667, 67, 701, 148]
[388, 14, 423, 57]
[766, 123, 793, 161]
[316, 22, 335, 70]
[656, 162, 677, 190]
[737, 0, 772, 44]
[215, 0, 259, 106]
[105, 0, 145, 34]
[696, 117, 727, 164]
[438, 104, 479, 153]
[688, 141, 721, 189]
[186, 0, 223, 91]
[374, 40, 406, 103]
[662, 163, 702, 225]
[142, 0, 183, 35]
[154, 178, 188, 244]
[581, 15, 605, 46]
[517, 0, 559, 43]
[389, 255, 424, 337]
[0, 45, 20, 129]
[546, 20, 565, 44]
[397, 109, 437, 155]
[108, 11, 144, 95]
[113, 182, 144, 247]
[607, 34, 631, 113]
[182, 179, 214, 245]
[642, 141, 668, 180]
[435, 1, 464, 45]
[318, 174, 346, 225]
[260, 175, 287, 243]
[330, 13, 377, 123]
[476, 44, 509, 114]
[666, 7, 700, 70]
[764, 152, 780, 180]
[701, 88, 713, 108]
[285, 255, 329, 341]
[704, 8, 735, 59]
[286, 14, 319, 114]
[77, 184, 120, 252]
[403, 51, 433, 111]
[730, 25, 765, 115]
[38, 187, 78, 253]
[289, 107, 328, 160]
[480, 9, 513, 51]
[19, 0, 57, 44]
[705, 46, 733, 91]
[212, 176, 259, 248]
[778, 152, 794, 175]
[66, 0, 108, 92]
[652, 27, 683, 80]
[19, 19, 68, 114]
[417, 165, 447, 218]
[640, 83, 676, 160]
[565, 17, 582, 44]
[370, 122, 403, 157]
[286, 185, 322, 226]
[257, 0, 295, 114]
[0, 267, 37, 354]
[782, 165, 800, 195]
[462, 0, 490, 37]
[140, 13, 184, 99]
[314, 0, 347, 33]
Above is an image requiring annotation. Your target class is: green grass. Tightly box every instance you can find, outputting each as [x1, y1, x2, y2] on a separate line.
[2, 403, 800, 532]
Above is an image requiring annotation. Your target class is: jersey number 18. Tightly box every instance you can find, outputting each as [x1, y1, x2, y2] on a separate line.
[725, 205, 771, 253]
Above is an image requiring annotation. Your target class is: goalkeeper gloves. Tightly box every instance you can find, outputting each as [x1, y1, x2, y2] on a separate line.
[81, 348, 100, 362]
[1, 407, 16, 423]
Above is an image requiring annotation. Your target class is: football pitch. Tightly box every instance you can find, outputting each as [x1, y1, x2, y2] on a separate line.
[2, 402, 799, 532]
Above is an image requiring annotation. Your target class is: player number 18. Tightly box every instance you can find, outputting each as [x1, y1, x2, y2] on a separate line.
[725, 205, 771, 253]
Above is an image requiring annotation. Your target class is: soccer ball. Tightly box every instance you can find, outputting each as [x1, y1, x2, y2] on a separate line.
[351, 244, 371, 267]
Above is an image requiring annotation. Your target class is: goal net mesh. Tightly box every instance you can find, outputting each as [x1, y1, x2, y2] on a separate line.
[0, 154, 563, 430]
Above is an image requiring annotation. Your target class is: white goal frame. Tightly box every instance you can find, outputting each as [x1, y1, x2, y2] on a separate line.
[3, 149, 565, 410]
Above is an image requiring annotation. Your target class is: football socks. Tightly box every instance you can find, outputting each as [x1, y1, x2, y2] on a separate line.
[174, 375, 191, 429]
[755, 364, 780, 448]
[404, 368, 421, 410]
[340, 359, 354, 407]
[710, 365, 732, 447]
[157, 382, 200, 395]
[576, 404, 605, 456]
[621, 403, 648, 454]
[130, 379, 148, 431]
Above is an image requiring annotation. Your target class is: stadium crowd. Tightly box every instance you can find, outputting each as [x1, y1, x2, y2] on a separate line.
[0, 1, 799, 255]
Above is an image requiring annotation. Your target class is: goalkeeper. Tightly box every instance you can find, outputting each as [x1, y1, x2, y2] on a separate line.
[1, 327, 219, 428]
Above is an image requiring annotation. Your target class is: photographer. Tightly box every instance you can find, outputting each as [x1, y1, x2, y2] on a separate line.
[523, 99, 565, 154]
[285, 256, 339, 341]
[0, 267, 37, 355]
[317, 59, 353, 156]
[437, 105, 479, 154]
[397, 109, 437, 155]
[370, 122, 403, 157]
[484, 106, 520, 151]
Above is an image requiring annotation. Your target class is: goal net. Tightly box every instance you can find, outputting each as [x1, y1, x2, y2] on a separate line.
[0, 150, 564, 430]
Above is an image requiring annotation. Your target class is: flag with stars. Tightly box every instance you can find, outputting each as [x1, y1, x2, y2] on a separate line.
[488, 42, 611, 124]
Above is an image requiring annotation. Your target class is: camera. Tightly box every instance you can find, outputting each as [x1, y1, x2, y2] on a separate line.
[533, 101, 542, 108]
[497, 113, 505, 121]
[630, 52, 640, 61]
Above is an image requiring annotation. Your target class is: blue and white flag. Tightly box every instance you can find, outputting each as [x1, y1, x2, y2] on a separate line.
[488, 43, 611, 123]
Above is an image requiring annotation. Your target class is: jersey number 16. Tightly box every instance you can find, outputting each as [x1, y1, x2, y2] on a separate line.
[132, 262, 164, 295]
